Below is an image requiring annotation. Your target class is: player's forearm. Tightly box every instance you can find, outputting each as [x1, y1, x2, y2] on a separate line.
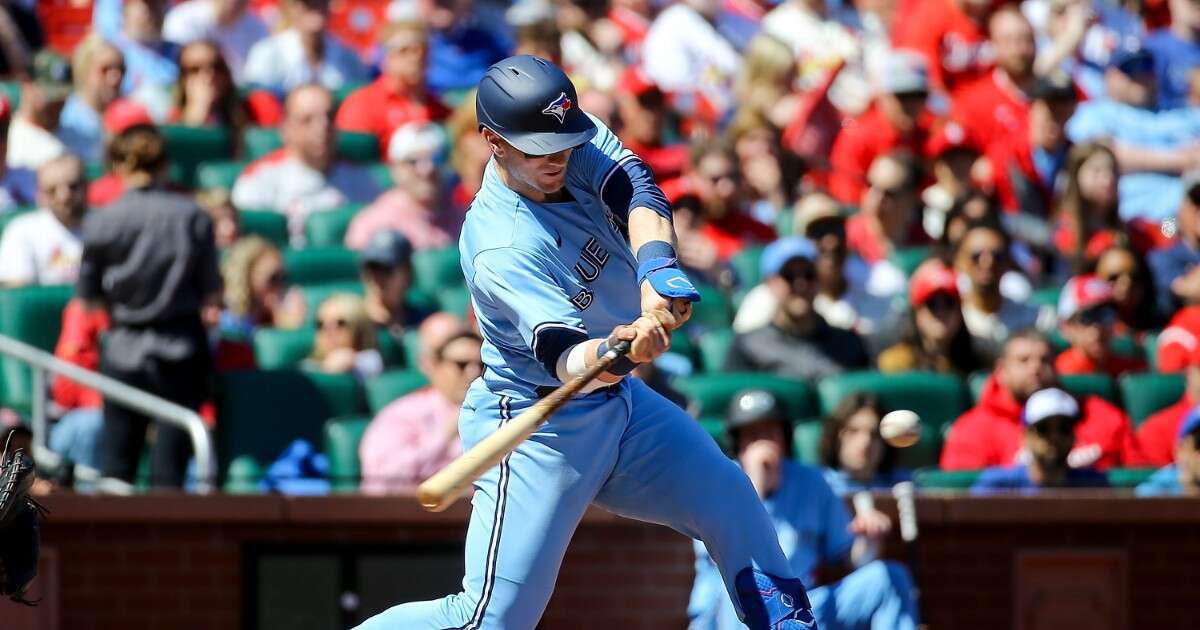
[628, 206, 678, 254]
[556, 338, 629, 386]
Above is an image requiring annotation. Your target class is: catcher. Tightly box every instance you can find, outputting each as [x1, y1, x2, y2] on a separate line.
[0, 431, 46, 605]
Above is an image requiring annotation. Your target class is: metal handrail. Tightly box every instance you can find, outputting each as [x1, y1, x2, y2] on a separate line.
[0, 333, 215, 493]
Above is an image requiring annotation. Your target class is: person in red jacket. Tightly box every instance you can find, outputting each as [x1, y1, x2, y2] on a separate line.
[1138, 347, 1200, 466]
[1054, 274, 1146, 378]
[987, 74, 1077, 216]
[828, 50, 932, 205]
[891, 0, 993, 92]
[949, 7, 1037, 150]
[941, 329, 1144, 470]
[1156, 305, 1200, 372]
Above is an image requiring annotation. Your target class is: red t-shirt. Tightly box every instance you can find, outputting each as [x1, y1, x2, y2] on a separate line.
[892, 0, 993, 91]
[845, 213, 932, 264]
[51, 299, 112, 410]
[950, 69, 1029, 151]
[699, 211, 776, 262]
[828, 106, 931, 205]
[1054, 347, 1147, 379]
[334, 77, 451, 153]
[622, 139, 689, 182]
[1135, 395, 1194, 466]
[1156, 306, 1200, 372]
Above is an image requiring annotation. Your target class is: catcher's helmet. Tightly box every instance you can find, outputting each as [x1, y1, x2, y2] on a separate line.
[476, 55, 597, 156]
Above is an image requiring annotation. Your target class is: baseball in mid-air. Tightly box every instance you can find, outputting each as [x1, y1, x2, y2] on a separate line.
[880, 410, 922, 448]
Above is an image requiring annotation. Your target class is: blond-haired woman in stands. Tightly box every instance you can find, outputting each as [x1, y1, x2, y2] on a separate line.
[220, 235, 305, 337]
[306, 293, 383, 382]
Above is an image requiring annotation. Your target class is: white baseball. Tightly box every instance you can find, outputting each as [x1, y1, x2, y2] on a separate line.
[879, 410, 921, 448]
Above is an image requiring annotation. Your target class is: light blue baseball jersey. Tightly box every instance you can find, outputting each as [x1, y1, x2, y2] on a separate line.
[462, 114, 659, 398]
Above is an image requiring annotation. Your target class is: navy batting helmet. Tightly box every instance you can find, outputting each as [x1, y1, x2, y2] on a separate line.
[476, 55, 597, 156]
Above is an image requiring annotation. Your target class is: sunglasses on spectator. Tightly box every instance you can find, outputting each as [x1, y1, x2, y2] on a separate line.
[873, 185, 910, 200]
[1032, 417, 1076, 438]
[1073, 305, 1117, 327]
[780, 261, 816, 286]
[267, 271, 289, 287]
[924, 293, 959, 315]
[316, 317, 350, 331]
[807, 221, 845, 241]
[969, 249, 1008, 265]
[1101, 270, 1134, 284]
[441, 356, 484, 372]
[183, 60, 223, 76]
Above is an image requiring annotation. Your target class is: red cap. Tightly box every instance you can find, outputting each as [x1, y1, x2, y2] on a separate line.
[1058, 274, 1115, 321]
[909, 260, 959, 307]
[618, 65, 659, 97]
[103, 98, 154, 135]
[924, 120, 977, 159]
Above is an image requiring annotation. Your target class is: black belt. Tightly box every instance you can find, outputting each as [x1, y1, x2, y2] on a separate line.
[535, 381, 623, 399]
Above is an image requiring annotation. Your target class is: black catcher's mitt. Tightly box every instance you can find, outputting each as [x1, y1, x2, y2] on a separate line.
[0, 442, 47, 605]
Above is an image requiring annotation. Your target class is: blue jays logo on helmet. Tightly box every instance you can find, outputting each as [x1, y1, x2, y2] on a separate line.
[542, 92, 573, 124]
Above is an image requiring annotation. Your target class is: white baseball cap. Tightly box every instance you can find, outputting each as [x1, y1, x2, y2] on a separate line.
[387, 122, 446, 164]
[1022, 388, 1080, 427]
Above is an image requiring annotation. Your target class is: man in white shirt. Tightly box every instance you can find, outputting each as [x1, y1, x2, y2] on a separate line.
[242, 0, 369, 96]
[641, 0, 741, 117]
[0, 154, 88, 287]
[163, 0, 269, 84]
[7, 67, 70, 171]
[231, 84, 380, 244]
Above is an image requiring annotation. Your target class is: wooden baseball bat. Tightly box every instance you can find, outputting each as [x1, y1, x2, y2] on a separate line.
[417, 339, 632, 512]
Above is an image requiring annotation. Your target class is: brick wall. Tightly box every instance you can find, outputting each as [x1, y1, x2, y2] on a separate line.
[7, 494, 1200, 630]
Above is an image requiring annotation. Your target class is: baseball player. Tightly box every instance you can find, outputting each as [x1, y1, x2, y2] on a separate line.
[356, 56, 816, 630]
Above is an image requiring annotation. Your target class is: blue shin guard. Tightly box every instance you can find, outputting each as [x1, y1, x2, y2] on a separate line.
[734, 568, 818, 630]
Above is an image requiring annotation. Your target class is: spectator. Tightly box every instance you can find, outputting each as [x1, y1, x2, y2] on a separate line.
[218, 235, 305, 338]
[819, 392, 912, 496]
[242, 0, 369, 96]
[892, 0, 992, 92]
[335, 21, 449, 153]
[689, 389, 918, 629]
[1144, 0, 1200, 110]
[642, 0, 741, 120]
[163, 0, 270, 83]
[954, 219, 1047, 362]
[1024, 0, 1145, 99]
[195, 188, 241, 249]
[1148, 172, 1200, 314]
[734, 193, 905, 337]
[731, 117, 795, 226]
[1157, 304, 1200, 372]
[1137, 348, 1200, 466]
[921, 120, 985, 233]
[1137, 409, 1200, 496]
[75, 122, 221, 488]
[359, 314, 481, 493]
[360, 230, 431, 348]
[168, 41, 252, 137]
[106, 0, 180, 118]
[86, 98, 161, 207]
[0, 154, 87, 287]
[879, 259, 983, 374]
[941, 330, 1141, 471]
[305, 293, 383, 382]
[970, 387, 1110, 494]
[1065, 48, 1200, 223]
[732, 34, 802, 134]
[950, 8, 1037, 151]
[7, 53, 70, 171]
[445, 90, 490, 207]
[421, 0, 511, 96]
[845, 152, 929, 264]
[760, 0, 858, 99]
[987, 74, 1077, 216]
[725, 237, 869, 381]
[678, 140, 775, 264]
[58, 36, 125, 164]
[231, 84, 380, 243]
[345, 123, 463, 251]
[613, 66, 687, 182]
[46, 298, 110, 470]
[1094, 244, 1163, 334]
[1054, 274, 1146, 377]
[829, 51, 931, 206]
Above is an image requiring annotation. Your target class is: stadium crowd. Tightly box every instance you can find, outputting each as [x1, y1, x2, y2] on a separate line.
[0, 0, 1199, 511]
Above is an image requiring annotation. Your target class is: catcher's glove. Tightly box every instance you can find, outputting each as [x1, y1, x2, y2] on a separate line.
[0, 443, 47, 605]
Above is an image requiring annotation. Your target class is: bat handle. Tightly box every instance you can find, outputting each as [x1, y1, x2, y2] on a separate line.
[601, 339, 632, 362]
[893, 481, 918, 543]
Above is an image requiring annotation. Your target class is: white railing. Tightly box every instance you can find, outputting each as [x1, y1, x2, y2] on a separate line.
[0, 333, 215, 493]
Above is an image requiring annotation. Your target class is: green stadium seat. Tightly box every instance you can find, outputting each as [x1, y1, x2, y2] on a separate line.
[160, 124, 234, 187]
[243, 126, 283, 160]
[224, 455, 264, 494]
[283, 247, 360, 287]
[0, 285, 73, 412]
[323, 415, 370, 492]
[775, 210, 794, 237]
[818, 371, 969, 468]
[1144, 331, 1160, 371]
[1107, 467, 1158, 488]
[239, 210, 289, 248]
[253, 327, 315, 370]
[411, 247, 463, 292]
[1029, 286, 1062, 308]
[675, 372, 817, 420]
[0, 206, 35, 240]
[196, 159, 248, 191]
[332, 83, 364, 107]
[667, 329, 699, 372]
[84, 162, 106, 182]
[216, 369, 366, 472]
[437, 286, 472, 318]
[367, 162, 393, 190]
[1119, 372, 1184, 426]
[890, 246, 931, 277]
[365, 369, 429, 414]
[698, 416, 731, 453]
[690, 283, 734, 330]
[793, 420, 823, 465]
[697, 329, 734, 373]
[731, 245, 765, 288]
[243, 126, 380, 162]
[403, 328, 421, 368]
[0, 81, 19, 110]
[914, 468, 981, 491]
[304, 204, 364, 248]
[1059, 373, 1117, 404]
[1046, 331, 1138, 357]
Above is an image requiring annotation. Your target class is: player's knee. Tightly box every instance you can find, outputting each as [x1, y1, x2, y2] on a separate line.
[734, 567, 817, 630]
